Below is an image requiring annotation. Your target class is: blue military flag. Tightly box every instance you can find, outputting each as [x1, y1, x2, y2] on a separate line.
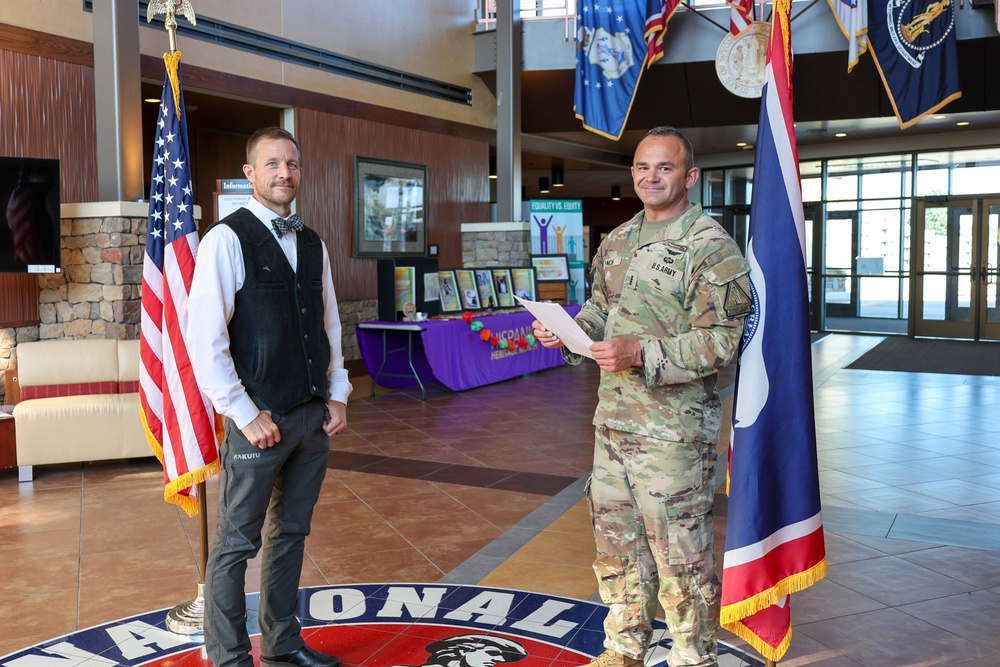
[574, 0, 669, 140]
[867, 0, 961, 128]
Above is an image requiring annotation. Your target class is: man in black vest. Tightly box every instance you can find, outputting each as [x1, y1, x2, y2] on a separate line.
[188, 127, 352, 667]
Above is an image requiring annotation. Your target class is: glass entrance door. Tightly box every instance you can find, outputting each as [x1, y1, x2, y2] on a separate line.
[912, 197, 1000, 340]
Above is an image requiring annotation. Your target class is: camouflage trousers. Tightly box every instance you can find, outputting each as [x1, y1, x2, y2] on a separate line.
[587, 426, 720, 667]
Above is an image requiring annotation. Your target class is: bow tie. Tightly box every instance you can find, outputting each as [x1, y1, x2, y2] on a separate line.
[271, 215, 304, 238]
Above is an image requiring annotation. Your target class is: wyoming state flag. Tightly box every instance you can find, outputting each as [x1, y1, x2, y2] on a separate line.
[867, 0, 961, 128]
[574, 0, 663, 140]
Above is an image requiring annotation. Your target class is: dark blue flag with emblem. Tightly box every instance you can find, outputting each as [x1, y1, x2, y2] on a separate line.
[867, 0, 961, 129]
[574, 0, 665, 140]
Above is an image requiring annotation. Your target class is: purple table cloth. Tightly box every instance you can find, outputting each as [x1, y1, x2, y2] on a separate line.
[357, 306, 581, 392]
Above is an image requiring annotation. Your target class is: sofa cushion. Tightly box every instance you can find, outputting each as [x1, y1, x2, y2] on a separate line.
[15, 394, 129, 466]
[118, 339, 140, 384]
[16, 339, 120, 388]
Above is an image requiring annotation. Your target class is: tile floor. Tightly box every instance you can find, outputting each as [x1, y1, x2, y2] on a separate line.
[2, 333, 1000, 666]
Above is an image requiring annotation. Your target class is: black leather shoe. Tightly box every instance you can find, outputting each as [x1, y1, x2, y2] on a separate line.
[261, 645, 342, 667]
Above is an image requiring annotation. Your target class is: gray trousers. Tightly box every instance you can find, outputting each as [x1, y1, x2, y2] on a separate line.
[205, 398, 329, 667]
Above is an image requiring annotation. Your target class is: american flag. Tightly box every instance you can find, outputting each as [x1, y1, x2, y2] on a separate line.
[729, 0, 753, 36]
[644, 0, 682, 65]
[139, 54, 220, 516]
[721, 0, 826, 661]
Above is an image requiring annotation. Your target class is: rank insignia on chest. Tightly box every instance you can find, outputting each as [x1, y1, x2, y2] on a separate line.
[724, 278, 752, 317]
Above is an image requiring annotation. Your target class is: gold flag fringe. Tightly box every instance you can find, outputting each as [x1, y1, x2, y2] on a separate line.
[720, 558, 827, 661]
[721, 558, 827, 625]
[726, 616, 791, 663]
[141, 406, 223, 517]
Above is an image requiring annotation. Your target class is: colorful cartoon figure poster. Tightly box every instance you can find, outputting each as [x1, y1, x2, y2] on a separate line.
[529, 199, 585, 304]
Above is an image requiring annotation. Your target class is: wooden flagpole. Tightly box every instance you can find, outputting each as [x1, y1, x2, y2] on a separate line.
[166, 481, 210, 634]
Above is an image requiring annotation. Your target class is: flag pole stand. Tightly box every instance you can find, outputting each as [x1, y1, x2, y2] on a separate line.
[166, 482, 211, 635]
[766, 660, 777, 667]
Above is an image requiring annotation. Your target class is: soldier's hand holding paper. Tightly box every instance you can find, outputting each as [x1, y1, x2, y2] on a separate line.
[516, 295, 594, 359]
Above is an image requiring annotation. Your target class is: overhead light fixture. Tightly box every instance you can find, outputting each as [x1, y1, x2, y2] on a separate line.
[611, 185, 621, 200]
[835, 132, 847, 138]
[552, 166, 564, 187]
[736, 142, 747, 147]
[489, 156, 497, 179]
[957, 121, 970, 126]
[539, 176, 550, 194]
[932, 115, 946, 120]
[144, 98, 160, 103]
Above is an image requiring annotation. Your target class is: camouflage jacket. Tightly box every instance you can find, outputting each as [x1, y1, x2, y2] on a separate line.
[566, 204, 751, 442]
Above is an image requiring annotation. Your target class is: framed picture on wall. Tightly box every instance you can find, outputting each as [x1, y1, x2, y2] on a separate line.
[511, 267, 537, 301]
[455, 269, 482, 310]
[530, 254, 571, 282]
[353, 157, 427, 258]
[492, 268, 515, 308]
[438, 270, 462, 312]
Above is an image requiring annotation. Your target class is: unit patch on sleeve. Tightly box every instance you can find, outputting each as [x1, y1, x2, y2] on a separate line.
[724, 276, 753, 317]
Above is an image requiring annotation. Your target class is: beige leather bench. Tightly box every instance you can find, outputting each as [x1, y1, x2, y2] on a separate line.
[13, 339, 152, 481]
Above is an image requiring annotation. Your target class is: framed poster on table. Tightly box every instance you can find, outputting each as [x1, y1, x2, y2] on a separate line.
[455, 269, 481, 310]
[530, 254, 571, 282]
[438, 270, 462, 312]
[474, 269, 498, 309]
[511, 267, 537, 301]
[492, 268, 515, 308]
[354, 157, 426, 258]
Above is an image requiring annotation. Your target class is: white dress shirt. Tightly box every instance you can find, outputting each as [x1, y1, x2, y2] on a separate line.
[187, 197, 352, 430]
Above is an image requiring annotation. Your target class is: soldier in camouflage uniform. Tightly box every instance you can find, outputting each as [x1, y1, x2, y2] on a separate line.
[533, 127, 751, 667]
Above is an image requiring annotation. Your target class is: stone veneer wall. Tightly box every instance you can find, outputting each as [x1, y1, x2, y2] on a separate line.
[461, 226, 531, 268]
[0, 209, 377, 403]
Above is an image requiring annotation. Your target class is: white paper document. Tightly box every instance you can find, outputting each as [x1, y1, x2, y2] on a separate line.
[515, 295, 594, 359]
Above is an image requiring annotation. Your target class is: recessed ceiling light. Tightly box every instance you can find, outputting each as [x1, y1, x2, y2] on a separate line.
[736, 142, 747, 147]
[144, 98, 160, 103]
[957, 121, 970, 126]
[835, 132, 847, 138]
[932, 115, 946, 120]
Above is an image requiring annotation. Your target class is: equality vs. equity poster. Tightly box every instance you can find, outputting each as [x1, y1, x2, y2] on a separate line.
[529, 200, 585, 304]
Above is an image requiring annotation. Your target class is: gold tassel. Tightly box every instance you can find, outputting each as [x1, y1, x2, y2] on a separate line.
[163, 50, 184, 120]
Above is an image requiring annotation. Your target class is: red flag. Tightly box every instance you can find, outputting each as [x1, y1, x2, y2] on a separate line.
[644, 0, 682, 65]
[729, 0, 753, 36]
[721, 0, 826, 661]
[139, 52, 221, 516]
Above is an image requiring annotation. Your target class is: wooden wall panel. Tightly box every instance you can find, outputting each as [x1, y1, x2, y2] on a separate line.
[296, 109, 489, 301]
[0, 50, 98, 204]
[0, 49, 98, 325]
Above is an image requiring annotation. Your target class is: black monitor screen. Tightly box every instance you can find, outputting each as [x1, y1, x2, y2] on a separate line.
[0, 156, 61, 274]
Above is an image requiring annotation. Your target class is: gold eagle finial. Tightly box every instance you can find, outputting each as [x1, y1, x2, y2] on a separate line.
[147, 0, 197, 53]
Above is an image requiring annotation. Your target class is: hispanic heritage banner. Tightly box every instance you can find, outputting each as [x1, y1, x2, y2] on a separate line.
[573, 0, 676, 140]
[867, 0, 961, 128]
[721, 0, 827, 660]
